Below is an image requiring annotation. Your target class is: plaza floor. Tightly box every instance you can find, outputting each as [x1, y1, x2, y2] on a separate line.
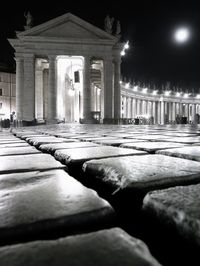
[0, 123, 200, 266]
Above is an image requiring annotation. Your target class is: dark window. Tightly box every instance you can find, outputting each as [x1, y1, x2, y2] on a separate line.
[74, 71, 80, 83]
[0, 88, 2, 96]
[0, 103, 2, 109]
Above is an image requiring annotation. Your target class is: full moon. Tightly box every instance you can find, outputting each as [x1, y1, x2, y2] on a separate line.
[174, 28, 190, 43]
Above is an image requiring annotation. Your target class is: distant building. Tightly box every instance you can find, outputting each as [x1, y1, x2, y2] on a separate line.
[0, 63, 16, 119]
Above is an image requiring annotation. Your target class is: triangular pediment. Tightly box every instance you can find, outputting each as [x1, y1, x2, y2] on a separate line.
[18, 13, 117, 42]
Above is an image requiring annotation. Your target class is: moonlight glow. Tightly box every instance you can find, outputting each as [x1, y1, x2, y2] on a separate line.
[174, 28, 190, 43]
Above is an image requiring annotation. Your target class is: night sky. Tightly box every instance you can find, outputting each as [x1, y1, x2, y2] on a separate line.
[1, 1, 200, 91]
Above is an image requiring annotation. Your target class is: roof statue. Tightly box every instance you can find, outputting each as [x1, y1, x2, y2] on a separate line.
[24, 11, 33, 30]
[115, 20, 121, 38]
[104, 15, 114, 34]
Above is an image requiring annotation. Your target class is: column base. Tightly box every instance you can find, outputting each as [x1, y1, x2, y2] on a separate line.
[80, 118, 100, 124]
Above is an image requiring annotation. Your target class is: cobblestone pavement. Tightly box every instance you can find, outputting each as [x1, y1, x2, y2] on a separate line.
[1, 124, 200, 266]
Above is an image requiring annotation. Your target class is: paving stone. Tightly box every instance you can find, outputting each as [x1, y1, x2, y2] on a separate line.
[0, 153, 65, 174]
[0, 139, 27, 145]
[0, 146, 41, 156]
[0, 227, 161, 266]
[0, 170, 115, 244]
[156, 146, 200, 161]
[83, 154, 200, 206]
[93, 138, 145, 147]
[14, 131, 41, 137]
[0, 142, 30, 148]
[143, 183, 200, 247]
[27, 137, 75, 147]
[156, 137, 200, 144]
[54, 146, 146, 174]
[124, 135, 172, 141]
[121, 142, 187, 153]
[40, 142, 100, 154]
[20, 134, 48, 140]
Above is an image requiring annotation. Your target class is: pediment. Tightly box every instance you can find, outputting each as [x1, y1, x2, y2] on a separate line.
[18, 13, 117, 42]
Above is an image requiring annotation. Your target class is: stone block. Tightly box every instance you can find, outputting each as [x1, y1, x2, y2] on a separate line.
[121, 141, 187, 153]
[83, 154, 200, 208]
[0, 146, 41, 156]
[40, 142, 100, 154]
[0, 170, 115, 245]
[0, 153, 65, 174]
[156, 146, 200, 161]
[0, 228, 161, 266]
[54, 146, 146, 175]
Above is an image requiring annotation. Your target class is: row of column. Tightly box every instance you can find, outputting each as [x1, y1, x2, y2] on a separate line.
[16, 54, 121, 122]
[16, 55, 57, 122]
[121, 96, 199, 124]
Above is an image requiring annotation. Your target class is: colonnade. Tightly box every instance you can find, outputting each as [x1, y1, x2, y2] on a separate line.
[121, 92, 200, 124]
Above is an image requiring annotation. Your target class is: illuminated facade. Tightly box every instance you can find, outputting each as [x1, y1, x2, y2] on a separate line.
[8, 13, 122, 124]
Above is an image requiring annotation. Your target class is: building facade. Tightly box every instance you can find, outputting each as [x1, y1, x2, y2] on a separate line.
[0, 70, 16, 120]
[8, 13, 122, 124]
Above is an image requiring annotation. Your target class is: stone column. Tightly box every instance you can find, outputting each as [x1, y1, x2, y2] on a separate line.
[161, 100, 165, 125]
[157, 101, 161, 124]
[169, 102, 172, 123]
[114, 58, 121, 119]
[152, 101, 156, 124]
[35, 63, 44, 121]
[104, 57, 113, 119]
[47, 56, 57, 122]
[132, 98, 136, 118]
[23, 54, 35, 121]
[123, 96, 127, 118]
[172, 102, 176, 122]
[192, 104, 197, 124]
[179, 103, 183, 117]
[83, 56, 91, 121]
[137, 99, 141, 116]
[15, 57, 24, 120]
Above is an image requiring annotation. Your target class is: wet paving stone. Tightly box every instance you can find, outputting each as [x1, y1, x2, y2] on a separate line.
[0, 142, 30, 148]
[27, 137, 76, 147]
[142, 184, 200, 265]
[40, 142, 100, 154]
[93, 138, 145, 147]
[0, 146, 41, 156]
[156, 136, 200, 144]
[121, 142, 187, 153]
[156, 146, 200, 161]
[54, 146, 146, 176]
[0, 153, 65, 174]
[0, 170, 115, 245]
[83, 154, 200, 208]
[0, 227, 161, 266]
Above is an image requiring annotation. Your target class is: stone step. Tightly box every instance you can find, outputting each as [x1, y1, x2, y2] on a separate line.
[0, 153, 65, 174]
[0, 228, 161, 266]
[0, 169, 115, 245]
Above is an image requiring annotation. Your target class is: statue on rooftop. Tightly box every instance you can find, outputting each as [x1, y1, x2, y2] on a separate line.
[104, 15, 114, 34]
[115, 20, 121, 39]
[24, 11, 33, 29]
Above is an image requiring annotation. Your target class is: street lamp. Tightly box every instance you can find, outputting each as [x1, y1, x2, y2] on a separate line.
[121, 41, 129, 56]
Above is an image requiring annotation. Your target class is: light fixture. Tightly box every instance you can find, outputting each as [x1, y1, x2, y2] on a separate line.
[165, 91, 171, 96]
